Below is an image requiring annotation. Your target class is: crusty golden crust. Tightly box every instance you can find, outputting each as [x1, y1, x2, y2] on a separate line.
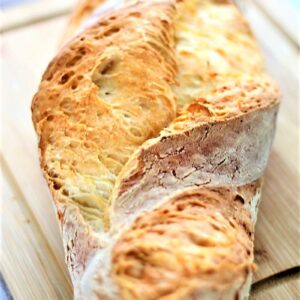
[31, 0, 280, 299]
[33, 0, 177, 229]
[112, 183, 261, 300]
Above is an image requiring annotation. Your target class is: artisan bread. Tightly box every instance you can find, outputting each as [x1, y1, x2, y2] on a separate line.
[31, 0, 280, 299]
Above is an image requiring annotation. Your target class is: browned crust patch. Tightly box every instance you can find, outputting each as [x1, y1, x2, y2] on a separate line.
[112, 182, 261, 300]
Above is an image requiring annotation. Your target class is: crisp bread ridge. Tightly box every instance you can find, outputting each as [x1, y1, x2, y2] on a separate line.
[31, 0, 280, 299]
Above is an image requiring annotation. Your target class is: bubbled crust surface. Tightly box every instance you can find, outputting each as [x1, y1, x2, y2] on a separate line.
[31, 0, 280, 299]
[32, 1, 177, 231]
[112, 183, 261, 300]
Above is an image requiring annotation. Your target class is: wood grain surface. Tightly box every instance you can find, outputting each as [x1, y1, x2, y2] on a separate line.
[1, 0, 74, 33]
[1, 2, 299, 299]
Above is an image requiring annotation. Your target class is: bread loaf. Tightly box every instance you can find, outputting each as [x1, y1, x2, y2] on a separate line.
[31, 0, 280, 299]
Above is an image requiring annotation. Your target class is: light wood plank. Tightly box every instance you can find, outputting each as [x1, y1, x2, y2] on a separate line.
[245, 1, 299, 79]
[253, 0, 299, 46]
[1, 0, 76, 33]
[0, 157, 73, 300]
[251, 267, 300, 299]
[265, 278, 300, 299]
[1, 18, 73, 296]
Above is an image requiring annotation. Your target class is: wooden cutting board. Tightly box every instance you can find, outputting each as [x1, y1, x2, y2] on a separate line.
[1, 2, 299, 299]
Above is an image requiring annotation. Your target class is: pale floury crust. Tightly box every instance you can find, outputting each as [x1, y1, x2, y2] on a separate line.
[31, 0, 280, 299]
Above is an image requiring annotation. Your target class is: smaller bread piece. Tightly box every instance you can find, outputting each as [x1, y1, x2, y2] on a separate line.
[112, 182, 262, 299]
[31, 0, 280, 299]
